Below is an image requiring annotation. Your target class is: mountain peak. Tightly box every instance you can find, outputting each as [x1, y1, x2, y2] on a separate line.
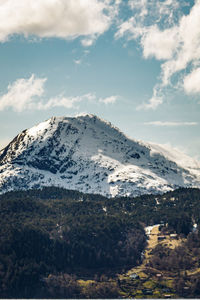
[0, 115, 200, 197]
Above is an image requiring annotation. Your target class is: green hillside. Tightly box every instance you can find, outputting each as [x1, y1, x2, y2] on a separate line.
[0, 187, 200, 298]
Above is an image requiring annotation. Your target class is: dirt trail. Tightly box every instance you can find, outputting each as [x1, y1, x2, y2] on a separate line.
[126, 225, 160, 277]
[146, 225, 160, 254]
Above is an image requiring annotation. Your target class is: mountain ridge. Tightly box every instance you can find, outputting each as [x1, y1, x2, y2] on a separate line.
[0, 114, 200, 197]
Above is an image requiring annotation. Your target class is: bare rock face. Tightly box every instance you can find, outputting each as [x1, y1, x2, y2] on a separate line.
[0, 114, 200, 197]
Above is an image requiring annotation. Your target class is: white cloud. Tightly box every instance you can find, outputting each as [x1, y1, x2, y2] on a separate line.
[128, 0, 148, 18]
[99, 95, 118, 104]
[184, 68, 200, 95]
[116, 0, 200, 109]
[81, 38, 95, 47]
[136, 87, 163, 110]
[161, 0, 200, 85]
[141, 26, 178, 60]
[0, 0, 115, 45]
[74, 59, 82, 65]
[40, 93, 96, 110]
[137, 96, 162, 110]
[144, 121, 198, 127]
[0, 75, 118, 112]
[128, 0, 180, 24]
[0, 75, 46, 112]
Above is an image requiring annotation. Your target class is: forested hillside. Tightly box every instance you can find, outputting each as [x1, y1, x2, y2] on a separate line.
[0, 187, 200, 298]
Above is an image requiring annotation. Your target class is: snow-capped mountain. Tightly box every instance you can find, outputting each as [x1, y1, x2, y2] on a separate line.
[0, 114, 200, 197]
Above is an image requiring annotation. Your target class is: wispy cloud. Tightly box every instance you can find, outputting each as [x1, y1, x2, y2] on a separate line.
[0, 0, 119, 46]
[99, 95, 118, 104]
[0, 75, 46, 112]
[81, 38, 95, 47]
[144, 121, 198, 127]
[0, 75, 118, 112]
[184, 67, 200, 95]
[137, 86, 163, 110]
[116, 0, 200, 109]
[39, 93, 96, 110]
[74, 59, 82, 65]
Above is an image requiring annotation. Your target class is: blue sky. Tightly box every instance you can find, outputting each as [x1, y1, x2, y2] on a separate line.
[0, 0, 199, 159]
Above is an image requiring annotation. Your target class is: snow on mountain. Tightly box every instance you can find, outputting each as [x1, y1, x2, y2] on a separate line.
[0, 114, 200, 197]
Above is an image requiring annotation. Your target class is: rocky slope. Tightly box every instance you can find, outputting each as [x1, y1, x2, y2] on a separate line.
[0, 114, 200, 197]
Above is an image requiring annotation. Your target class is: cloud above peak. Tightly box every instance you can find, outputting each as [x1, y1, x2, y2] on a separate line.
[99, 95, 118, 104]
[0, 0, 116, 45]
[0, 0, 199, 111]
[0, 75, 118, 112]
[184, 67, 200, 95]
[141, 26, 178, 61]
[116, 0, 200, 109]
[0, 75, 46, 112]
